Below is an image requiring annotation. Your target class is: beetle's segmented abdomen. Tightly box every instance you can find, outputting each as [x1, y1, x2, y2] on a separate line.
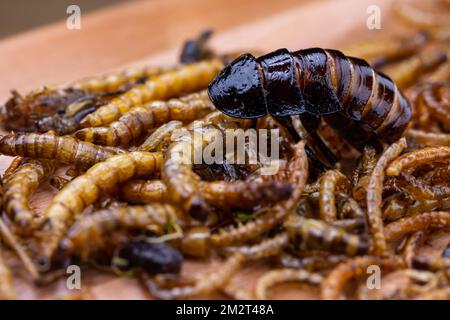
[297, 48, 411, 147]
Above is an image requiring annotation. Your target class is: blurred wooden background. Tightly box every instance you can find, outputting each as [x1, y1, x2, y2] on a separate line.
[1, 0, 448, 299]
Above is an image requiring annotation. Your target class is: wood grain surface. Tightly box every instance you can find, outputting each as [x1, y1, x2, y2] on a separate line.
[0, 0, 448, 299]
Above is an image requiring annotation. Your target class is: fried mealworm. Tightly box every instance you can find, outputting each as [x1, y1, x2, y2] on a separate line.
[406, 129, 450, 147]
[2, 156, 23, 179]
[119, 179, 169, 204]
[145, 253, 244, 299]
[384, 211, 450, 241]
[284, 216, 369, 256]
[75, 91, 214, 146]
[403, 231, 425, 268]
[0, 245, 15, 300]
[80, 60, 223, 128]
[386, 146, 450, 176]
[3, 159, 55, 233]
[422, 82, 450, 129]
[138, 120, 183, 152]
[254, 269, 323, 300]
[342, 31, 428, 67]
[397, 173, 450, 200]
[367, 137, 407, 256]
[352, 146, 377, 202]
[211, 141, 308, 246]
[321, 255, 404, 299]
[60, 204, 181, 260]
[224, 232, 289, 260]
[393, 0, 450, 28]
[37, 151, 164, 264]
[72, 66, 171, 93]
[278, 253, 347, 272]
[0, 132, 124, 170]
[415, 287, 450, 300]
[49, 176, 70, 191]
[180, 227, 211, 258]
[0, 218, 39, 280]
[318, 170, 351, 223]
[383, 49, 447, 90]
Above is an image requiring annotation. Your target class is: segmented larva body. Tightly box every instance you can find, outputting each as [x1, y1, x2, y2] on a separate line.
[321, 255, 404, 299]
[406, 129, 450, 147]
[81, 60, 223, 128]
[211, 141, 308, 246]
[60, 204, 181, 260]
[71, 66, 171, 93]
[224, 233, 289, 260]
[254, 269, 323, 300]
[422, 82, 450, 130]
[278, 253, 348, 272]
[383, 49, 447, 90]
[49, 176, 70, 191]
[0, 133, 123, 170]
[397, 173, 450, 200]
[384, 211, 450, 241]
[290, 48, 412, 150]
[3, 159, 55, 234]
[38, 152, 164, 262]
[3, 156, 23, 179]
[319, 170, 351, 223]
[403, 231, 424, 268]
[284, 216, 369, 256]
[120, 179, 169, 204]
[367, 138, 407, 256]
[415, 287, 450, 300]
[0, 247, 15, 300]
[146, 253, 244, 300]
[342, 32, 428, 67]
[386, 146, 450, 176]
[138, 120, 183, 152]
[75, 91, 214, 146]
[120, 178, 292, 209]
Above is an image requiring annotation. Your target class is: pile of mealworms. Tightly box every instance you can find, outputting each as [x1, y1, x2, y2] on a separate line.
[0, 1, 449, 300]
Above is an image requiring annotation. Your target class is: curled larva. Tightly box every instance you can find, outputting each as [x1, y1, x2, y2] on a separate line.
[386, 146, 450, 176]
[80, 60, 223, 128]
[0, 132, 124, 170]
[254, 269, 323, 300]
[367, 138, 407, 256]
[321, 255, 404, 299]
[211, 141, 308, 246]
[60, 204, 182, 260]
[3, 159, 55, 234]
[37, 151, 164, 265]
[384, 211, 450, 241]
[144, 253, 244, 300]
[74, 91, 214, 146]
[318, 170, 351, 223]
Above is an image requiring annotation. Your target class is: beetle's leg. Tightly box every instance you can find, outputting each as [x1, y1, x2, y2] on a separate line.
[299, 113, 338, 166]
[272, 115, 327, 172]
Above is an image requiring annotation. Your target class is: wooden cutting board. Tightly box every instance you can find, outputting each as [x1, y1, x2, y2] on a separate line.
[0, 0, 448, 299]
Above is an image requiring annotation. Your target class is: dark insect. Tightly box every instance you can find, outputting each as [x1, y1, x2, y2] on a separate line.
[207, 48, 412, 166]
[443, 242, 450, 258]
[118, 240, 183, 275]
[180, 30, 214, 64]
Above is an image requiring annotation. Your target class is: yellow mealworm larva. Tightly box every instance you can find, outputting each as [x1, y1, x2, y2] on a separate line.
[367, 137, 407, 256]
